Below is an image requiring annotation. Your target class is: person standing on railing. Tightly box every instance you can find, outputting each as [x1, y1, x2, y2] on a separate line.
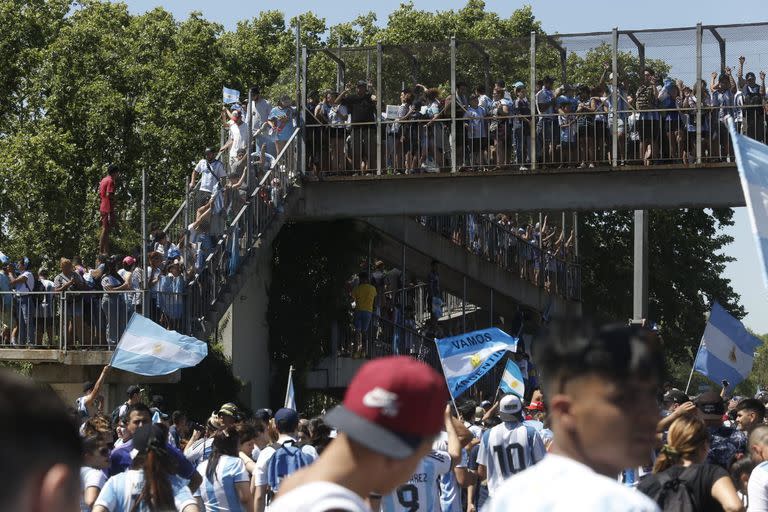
[98, 164, 119, 255]
[336, 80, 377, 174]
[190, 147, 227, 209]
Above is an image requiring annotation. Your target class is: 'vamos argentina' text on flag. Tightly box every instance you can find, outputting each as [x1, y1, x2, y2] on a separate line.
[436, 328, 518, 398]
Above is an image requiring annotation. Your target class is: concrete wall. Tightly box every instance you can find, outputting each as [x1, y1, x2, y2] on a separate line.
[219, 248, 272, 412]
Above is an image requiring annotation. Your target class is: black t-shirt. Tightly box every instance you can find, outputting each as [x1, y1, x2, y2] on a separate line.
[637, 463, 729, 512]
[341, 93, 376, 123]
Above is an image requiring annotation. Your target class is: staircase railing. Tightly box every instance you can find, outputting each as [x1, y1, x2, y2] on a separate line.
[182, 129, 300, 332]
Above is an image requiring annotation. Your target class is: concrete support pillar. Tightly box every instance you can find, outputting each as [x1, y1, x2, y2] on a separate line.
[220, 249, 272, 411]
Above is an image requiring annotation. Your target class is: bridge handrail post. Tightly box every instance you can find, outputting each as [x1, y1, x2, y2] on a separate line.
[696, 23, 703, 165]
[611, 28, 619, 167]
[376, 42, 383, 175]
[450, 37, 457, 174]
[530, 31, 537, 171]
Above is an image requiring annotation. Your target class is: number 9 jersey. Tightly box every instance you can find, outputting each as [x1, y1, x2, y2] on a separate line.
[477, 421, 546, 497]
[381, 450, 451, 512]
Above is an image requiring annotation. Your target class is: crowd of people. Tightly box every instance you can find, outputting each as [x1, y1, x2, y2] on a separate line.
[12, 319, 768, 511]
[225, 56, 768, 175]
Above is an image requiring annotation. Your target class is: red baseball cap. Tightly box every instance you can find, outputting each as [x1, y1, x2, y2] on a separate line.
[324, 356, 447, 459]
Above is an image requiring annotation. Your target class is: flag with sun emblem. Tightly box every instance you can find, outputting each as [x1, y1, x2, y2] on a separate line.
[110, 314, 208, 376]
[693, 302, 763, 387]
[499, 359, 525, 398]
[436, 328, 518, 398]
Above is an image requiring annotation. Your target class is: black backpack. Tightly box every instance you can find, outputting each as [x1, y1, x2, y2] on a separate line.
[743, 85, 763, 106]
[649, 466, 697, 512]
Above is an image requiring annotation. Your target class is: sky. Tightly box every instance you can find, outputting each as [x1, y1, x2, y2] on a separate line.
[119, 0, 768, 333]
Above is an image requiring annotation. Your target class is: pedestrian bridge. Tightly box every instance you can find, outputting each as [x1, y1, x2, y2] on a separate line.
[295, 164, 742, 218]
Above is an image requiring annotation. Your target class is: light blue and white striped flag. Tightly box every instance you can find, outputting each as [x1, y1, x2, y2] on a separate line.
[693, 302, 763, 387]
[499, 359, 525, 398]
[436, 328, 518, 399]
[223, 86, 240, 105]
[110, 314, 208, 376]
[728, 117, 768, 290]
[284, 365, 296, 410]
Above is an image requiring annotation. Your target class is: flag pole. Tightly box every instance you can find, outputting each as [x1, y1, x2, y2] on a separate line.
[685, 338, 703, 395]
[434, 340, 461, 416]
[284, 365, 294, 408]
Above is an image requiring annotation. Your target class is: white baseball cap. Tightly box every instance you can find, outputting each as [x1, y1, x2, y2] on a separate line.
[499, 394, 523, 421]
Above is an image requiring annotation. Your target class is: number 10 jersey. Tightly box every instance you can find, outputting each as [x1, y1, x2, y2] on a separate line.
[476, 420, 546, 497]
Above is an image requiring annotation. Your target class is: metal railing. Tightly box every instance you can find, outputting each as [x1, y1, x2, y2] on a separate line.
[300, 23, 768, 175]
[188, 128, 300, 326]
[0, 289, 193, 350]
[416, 214, 581, 301]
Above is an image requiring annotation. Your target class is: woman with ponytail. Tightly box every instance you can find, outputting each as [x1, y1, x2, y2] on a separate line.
[638, 414, 744, 512]
[195, 427, 252, 511]
[93, 424, 199, 512]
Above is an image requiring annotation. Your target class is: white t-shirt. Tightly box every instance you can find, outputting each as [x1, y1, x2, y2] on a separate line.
[229, 122, 249, 159]
[248, 98, 273, 132]
[749, 460, 768, 512]
[253, 435, 318, 488]
[483, 453, 660, 512]
[196, 454, 250, 512]
[270, 481, 371, 512]
[381, 450, 451, 512]
[14, 270, 34, 293]
[432, 433, 465, 512]
[195, 158, 227, 194]
[94, 469, 196, 512]
[81, 466, 107, 512]
[476, 420, 546, 496]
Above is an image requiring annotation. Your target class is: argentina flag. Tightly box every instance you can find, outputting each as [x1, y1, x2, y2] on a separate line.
[499, 359, 525, 398]
[222, 86, 240, 105]
[110, 314, 208, 376]
[693, 302, 762, 386]
[436, 328, 518, 399]
[284, 365, 296, 410]
[728, 117, 768, 290]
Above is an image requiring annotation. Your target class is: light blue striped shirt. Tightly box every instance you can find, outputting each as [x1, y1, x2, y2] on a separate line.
[196, 455, 250, 512]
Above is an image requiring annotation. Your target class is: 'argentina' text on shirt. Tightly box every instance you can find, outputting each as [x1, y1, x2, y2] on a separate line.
[408, 472, 429, 483]
[451, 332, 493, 350]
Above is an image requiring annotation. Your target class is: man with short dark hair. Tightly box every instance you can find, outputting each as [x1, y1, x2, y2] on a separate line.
[0, 369, 82, 511]
[484, 321, 661, 511]
[99, 164, 119, 254]
[108, 402, 202, 492]
[75, 365, 110, 422]
[735, 398, 766, 433]
[254, 408, 318, 512]
[113, 384, 142, 428]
